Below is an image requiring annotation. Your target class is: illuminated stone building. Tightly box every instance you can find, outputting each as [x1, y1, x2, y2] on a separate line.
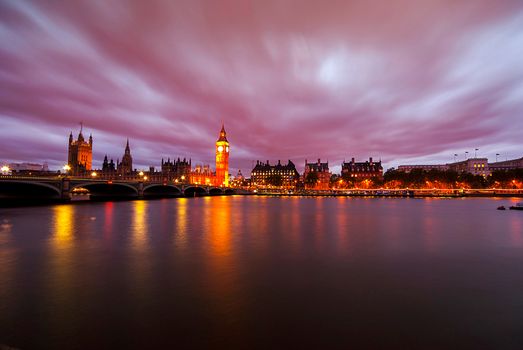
[397, 164, 449, 173]
[215, 124, 229, 186]
[190, 164, 214, 185]
[68, 127, 92, 175]
[251, 160, 299, 188]
[117, 139, 133, 176]
[398, 158, 491, 176]
[304, 159, 331, 190]
[189, 124, 230, 187]
[341, 157, 383, 181]
[488, 156, 523, 171]
[162, 157, 191, 181]
[8, 162, 52, 176]
[230, 169, 246, 187]
[448, 158, 489, 176]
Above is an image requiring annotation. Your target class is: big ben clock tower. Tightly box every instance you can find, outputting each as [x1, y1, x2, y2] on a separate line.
[215, 124, 229, 186]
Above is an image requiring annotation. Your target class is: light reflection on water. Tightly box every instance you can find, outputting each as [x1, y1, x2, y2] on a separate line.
[174, 197, 188, 251]
[0, 196, 522, 349]
[0, 218, 13, 306]
[131, 199, 148, 250]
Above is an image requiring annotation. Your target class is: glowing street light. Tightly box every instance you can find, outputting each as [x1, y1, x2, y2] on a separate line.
[181, 175, 186, 181]
[139, 171, 144, 176]
[91, 171, 97, 177]
[143, 176, 148, 181]
[1, 165, 10, 175]
[63, 164, 71, 172]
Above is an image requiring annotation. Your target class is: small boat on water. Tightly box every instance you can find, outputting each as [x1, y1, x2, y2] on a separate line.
[71, 187, 90, 201]
[509, 203, 523, 211]
[497, 206, 506, 210]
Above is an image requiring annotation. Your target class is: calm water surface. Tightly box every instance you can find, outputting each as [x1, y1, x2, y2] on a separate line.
[1, 196, 522, 349]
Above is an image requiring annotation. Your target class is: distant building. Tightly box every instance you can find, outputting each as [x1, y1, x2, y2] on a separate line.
[161, 157, 191, 180]
[398, 158, 490, 176]
[68, 127, 92, 175]
[8, 162, 52, 176]
[236, 169, 244, 181]
[397, 164, 449, 173]
[9, 162, 47, 172]
[303, 159, 331, 190]
[101, 155, 116, 176]
[190, 164, 214, 185]
[117, 139, 133, 176]
[229, 169, 246, 187]
[448, 158, 489, 176]
[341, 157, 383, 181]
[251, 160, 299, 188]
[488, 157, 523, 172]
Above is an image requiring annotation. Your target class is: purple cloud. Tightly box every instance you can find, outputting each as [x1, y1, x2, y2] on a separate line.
[1, 0, 522, 174]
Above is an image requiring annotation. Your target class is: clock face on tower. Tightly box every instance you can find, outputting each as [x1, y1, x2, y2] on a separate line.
[226, 146, 229, 153]
[217, 145, 224, 152]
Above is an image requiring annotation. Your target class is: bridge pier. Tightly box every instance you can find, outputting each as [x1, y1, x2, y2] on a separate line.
[138, 181, 144, 199]
[61, 178, 71, 201]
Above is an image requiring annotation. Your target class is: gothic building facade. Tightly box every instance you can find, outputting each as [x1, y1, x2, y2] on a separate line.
[101, 155, 116, 175]
[215, 124, 229, 186]
[117, 139, 133, 175]
[68, 127, 92, 175]
[341, 157, 383, 181]
[190, 124, 230, 186]
[251, 160, 299, 188]
[161, 157, 191, 180]
[304, 159, 331, 190]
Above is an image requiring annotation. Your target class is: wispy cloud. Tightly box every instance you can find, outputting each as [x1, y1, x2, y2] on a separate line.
[1, 0, 522, 172]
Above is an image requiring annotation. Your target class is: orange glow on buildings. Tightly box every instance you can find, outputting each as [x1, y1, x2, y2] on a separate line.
[190, 124, 230, 187]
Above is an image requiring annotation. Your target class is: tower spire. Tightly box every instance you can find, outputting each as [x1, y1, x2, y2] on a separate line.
[217, 124, 228, 142]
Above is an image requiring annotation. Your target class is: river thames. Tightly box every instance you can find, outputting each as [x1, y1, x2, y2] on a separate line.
[1, 196, 522, 349]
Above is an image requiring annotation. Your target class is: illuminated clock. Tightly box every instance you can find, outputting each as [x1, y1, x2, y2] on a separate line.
[226, 146, 229, 152]
[217, 145, 224, 152]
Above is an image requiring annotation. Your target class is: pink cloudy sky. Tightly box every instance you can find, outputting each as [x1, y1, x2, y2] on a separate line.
[1, 0, 523, 174]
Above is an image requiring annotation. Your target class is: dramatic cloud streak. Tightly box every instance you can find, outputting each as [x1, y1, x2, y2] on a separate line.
[1, 0, 522, 173]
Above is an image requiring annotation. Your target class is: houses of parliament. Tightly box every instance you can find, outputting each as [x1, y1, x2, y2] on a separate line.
[67, 124, 230, 187]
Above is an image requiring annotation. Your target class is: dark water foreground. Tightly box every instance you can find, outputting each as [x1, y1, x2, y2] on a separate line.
[0, 196, 522, 349]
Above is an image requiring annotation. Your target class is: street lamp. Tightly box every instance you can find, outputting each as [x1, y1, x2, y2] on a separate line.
[181, 175, 185, 182]
[63, 164, 71, 173]
[1, 165, 10, 175]
[91, 171, 97, 177]
[139, 171, 144, 176]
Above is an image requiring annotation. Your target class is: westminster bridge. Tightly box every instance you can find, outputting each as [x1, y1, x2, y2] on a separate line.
[0, 175, 246, 202]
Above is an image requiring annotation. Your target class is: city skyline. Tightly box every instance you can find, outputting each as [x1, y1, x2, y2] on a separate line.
[1, 1, 523, 173]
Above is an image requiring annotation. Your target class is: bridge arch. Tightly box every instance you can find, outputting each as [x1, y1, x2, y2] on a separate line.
[208, 187, 223, 195]
[72, 182, 139, 198]
[0, 180, 61, 199]
[224, 189, 235, 195]
[143, 184, 182, 197]
[184, 186, 207, 197]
